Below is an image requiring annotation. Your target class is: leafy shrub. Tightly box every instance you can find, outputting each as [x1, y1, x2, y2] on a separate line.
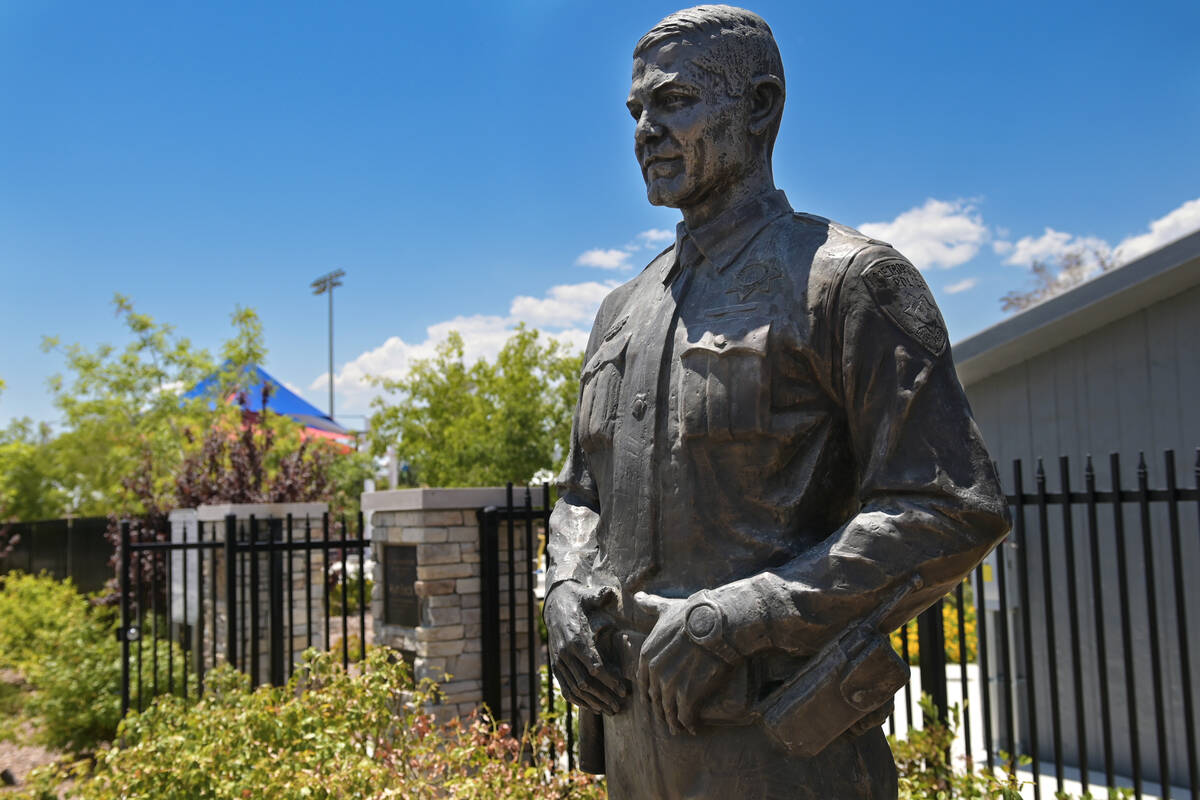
[892, 695, 1133, 799]
[329, 632, 363, 662]
[0, 572, 123, 751]
[0, 571, 90, 673]
[326, 572, 373, 616]
[0, 676, 30, 742]
[22, 647, 606, 799]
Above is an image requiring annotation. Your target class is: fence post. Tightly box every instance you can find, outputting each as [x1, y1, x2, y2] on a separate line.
[119, 520, 132, 717]
[917, 599, 949, 726]
[224, 514, 237, 666]
[268, 518, 285, 685]
[477, 506, 502, 720]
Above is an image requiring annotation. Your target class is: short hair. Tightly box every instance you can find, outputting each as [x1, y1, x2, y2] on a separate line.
[634, 5, 785, 101]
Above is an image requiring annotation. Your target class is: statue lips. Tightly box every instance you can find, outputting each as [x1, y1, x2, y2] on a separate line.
[642, 155, 681, 182]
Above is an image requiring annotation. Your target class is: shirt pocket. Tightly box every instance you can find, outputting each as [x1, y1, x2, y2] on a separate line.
[679, 323, 771, 440]
[578, 332, 630, 451]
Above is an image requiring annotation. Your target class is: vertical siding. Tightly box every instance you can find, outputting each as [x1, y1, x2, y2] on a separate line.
[961, 284, 1200, 787]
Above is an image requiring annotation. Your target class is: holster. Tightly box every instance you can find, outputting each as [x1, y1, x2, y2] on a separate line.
[577, 708, 606, 774]
[752, 627, 908, 757]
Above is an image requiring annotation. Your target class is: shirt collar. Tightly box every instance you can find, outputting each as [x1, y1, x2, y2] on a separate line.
[666, 189, 793, 283]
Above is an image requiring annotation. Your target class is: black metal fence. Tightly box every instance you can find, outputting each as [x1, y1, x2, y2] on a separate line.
[476, 485, 554, 743]
[117, 512, 369, 715]
[0, 516, 111, 593]
[904, 449, 1200, 800]
[482, 452, 1200, 795]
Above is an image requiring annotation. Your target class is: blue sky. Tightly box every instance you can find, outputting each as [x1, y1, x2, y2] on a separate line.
[2, 0, 1198, 430]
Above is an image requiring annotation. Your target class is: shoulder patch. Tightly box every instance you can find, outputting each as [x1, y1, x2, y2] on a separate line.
[861, 259, 948, 355]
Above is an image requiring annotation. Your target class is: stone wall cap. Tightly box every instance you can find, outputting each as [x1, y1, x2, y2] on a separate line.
[362, 487, 545, 513]
[194, 501, 329, 521]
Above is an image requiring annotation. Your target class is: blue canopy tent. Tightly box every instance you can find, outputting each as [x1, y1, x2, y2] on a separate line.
[184, 363, 353, 441]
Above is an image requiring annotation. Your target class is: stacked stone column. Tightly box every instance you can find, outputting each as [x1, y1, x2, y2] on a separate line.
[366, 488, 537, 723]
[170, 502, 329, 684]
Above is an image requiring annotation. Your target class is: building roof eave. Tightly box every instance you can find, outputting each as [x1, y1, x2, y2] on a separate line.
[952, 230, 1200, 388]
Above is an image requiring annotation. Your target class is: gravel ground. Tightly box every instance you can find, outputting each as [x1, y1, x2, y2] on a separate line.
[0, 724, 61, 793]
[0, 671, 64, 795]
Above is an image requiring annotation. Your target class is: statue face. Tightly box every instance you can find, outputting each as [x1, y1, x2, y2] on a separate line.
[628, 40, 751, 211]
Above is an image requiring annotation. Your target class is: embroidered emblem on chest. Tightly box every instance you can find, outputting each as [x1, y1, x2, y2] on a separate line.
[726, 261, 782, 303]
[862, 259, 948, 356]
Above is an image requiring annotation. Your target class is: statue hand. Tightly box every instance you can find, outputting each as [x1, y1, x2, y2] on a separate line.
[633, 591, 737, 736]
[544, 582, 626, 715]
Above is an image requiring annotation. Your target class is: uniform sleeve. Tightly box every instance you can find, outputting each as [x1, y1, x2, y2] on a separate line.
[713, 246, 1011, 658]
[545, 303, 607, 597]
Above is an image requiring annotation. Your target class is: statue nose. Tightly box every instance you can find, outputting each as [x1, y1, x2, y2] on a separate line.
[635, 113, 662, 143]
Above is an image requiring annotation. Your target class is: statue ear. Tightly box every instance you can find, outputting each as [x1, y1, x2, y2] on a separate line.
[747, 75, 784, 136]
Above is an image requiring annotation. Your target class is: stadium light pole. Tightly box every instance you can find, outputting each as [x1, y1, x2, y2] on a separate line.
[310, 269, 345, 420]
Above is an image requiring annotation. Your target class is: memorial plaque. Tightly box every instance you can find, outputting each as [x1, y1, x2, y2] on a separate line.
[383, 545, 418, 627]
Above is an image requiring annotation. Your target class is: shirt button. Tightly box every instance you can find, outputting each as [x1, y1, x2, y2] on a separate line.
[631, 393, 648, 419]
[713, 333, 728, 349]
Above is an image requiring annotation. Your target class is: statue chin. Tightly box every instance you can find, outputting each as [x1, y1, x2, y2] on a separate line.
[645, 186, 671, 208]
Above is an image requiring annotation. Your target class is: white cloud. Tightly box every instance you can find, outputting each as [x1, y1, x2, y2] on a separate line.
[859, 199, 988, 270]
[1113, 197, 1200, 263]
[943, 277, 979, 295]
[636, 228, 675, 247]
[313, 280, 618, 416]
[509, 281, 620, 327]
[1000, 227, 1111, 269]
[576, 248, 633, 270]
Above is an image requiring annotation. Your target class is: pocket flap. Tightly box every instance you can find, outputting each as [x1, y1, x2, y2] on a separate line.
[681, 323, 770, 359]
[581, 333, 630, 382]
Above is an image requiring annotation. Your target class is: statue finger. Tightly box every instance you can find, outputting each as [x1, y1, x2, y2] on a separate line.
[553, 661, 582, 698]
[562, 653, 621, 714]
[632, 590, 670, 618]
[675, 689, 699, 736]
[581, 585, 616, 611]
[560, 677, 605, 714]
[555, 657, 591, 700]
[582, 646, 626, 697]
[644, 665, 664, 722]
[662, 688, 684, 737]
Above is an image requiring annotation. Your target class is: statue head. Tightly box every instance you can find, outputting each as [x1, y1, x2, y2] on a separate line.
[628, 5, 786, 223]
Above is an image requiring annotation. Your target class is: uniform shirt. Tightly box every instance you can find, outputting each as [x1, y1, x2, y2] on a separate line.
[548, 189, 1009, 661]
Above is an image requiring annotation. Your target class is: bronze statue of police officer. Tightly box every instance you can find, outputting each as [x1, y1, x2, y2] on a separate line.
[545, 6, 1010, 797]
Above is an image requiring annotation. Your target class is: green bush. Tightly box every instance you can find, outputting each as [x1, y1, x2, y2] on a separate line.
[22, 647, 606, 799]
[892, 695, 1134, 799]
[0, 572, 122, 751]
[326, 574, 373, 616]
[0, 571, 93, 673]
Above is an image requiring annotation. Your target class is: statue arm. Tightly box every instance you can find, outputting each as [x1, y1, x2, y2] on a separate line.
[543, 298, 630, 715]
[709, 247, 1011, 660]
[545, 302, 607, 600]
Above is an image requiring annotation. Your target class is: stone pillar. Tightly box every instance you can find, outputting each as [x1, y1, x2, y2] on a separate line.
[365, 487, 538, 723]
[192, 502, 329, 682]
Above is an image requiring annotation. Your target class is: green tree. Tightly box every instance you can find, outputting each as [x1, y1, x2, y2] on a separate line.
[39, 294, 218, 517]
[0, 417, 66, 521]
[366, 325, 582, 487]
